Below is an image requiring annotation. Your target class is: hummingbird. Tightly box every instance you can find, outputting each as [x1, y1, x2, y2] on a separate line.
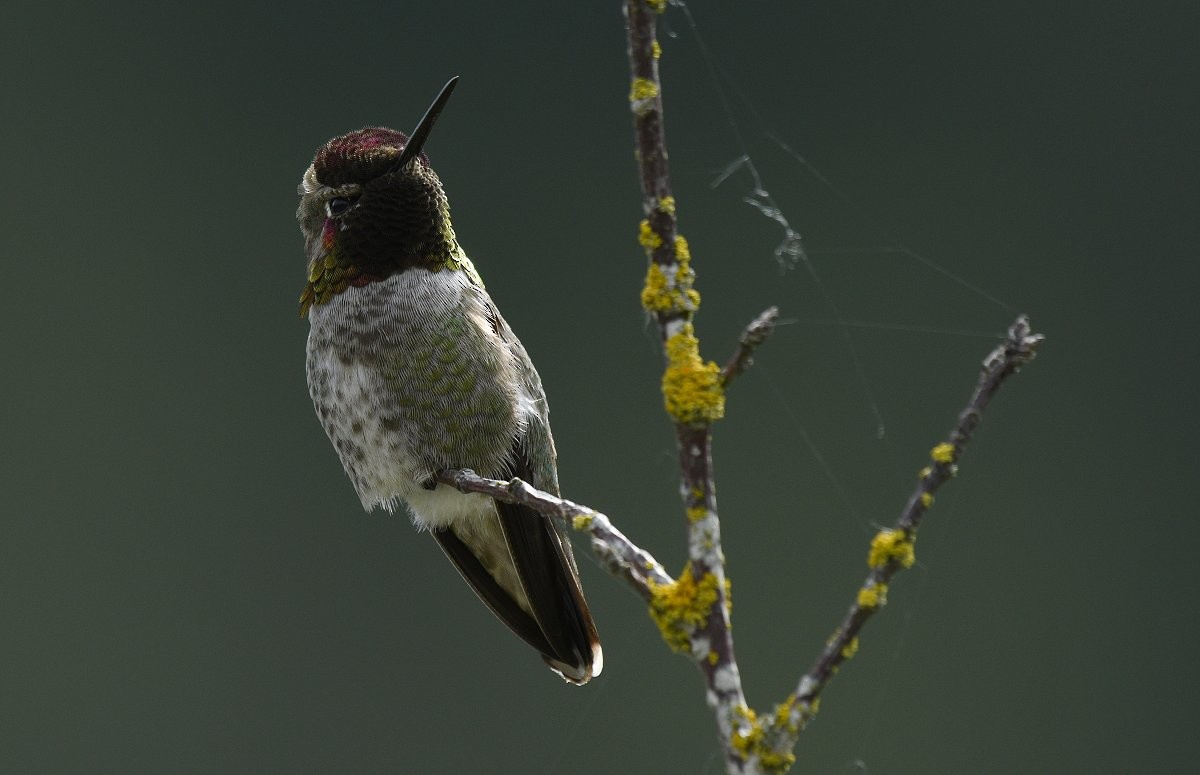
[296, 77, 602, 684]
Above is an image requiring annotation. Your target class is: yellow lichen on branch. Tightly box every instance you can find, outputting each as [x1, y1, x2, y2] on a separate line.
[773, 694, 801, 734]
[662, 323, 724, 424]
[730, 704, 797, 773]
[867, 528, 916, 570]
[673, 237, 701, 311]
[856, 582, 889, 609]
[639, 225, 700, 315]
[640, 264, 672, 312]
[629, 77, 659, 115]
[931, 442, 957, 464]
[638, 219, 663, 250]
[648, 562, 721, 653]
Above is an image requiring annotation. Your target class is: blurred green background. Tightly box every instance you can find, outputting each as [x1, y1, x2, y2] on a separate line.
[4, 1, 1196, 772]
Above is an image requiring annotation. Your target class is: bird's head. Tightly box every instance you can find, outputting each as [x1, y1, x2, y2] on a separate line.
[297, 78, 460, 317]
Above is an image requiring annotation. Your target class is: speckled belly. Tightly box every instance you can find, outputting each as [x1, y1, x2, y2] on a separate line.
[305, 269, 522, 518]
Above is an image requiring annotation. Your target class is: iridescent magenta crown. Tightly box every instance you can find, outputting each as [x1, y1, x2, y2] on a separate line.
[314, 127, 428, 187]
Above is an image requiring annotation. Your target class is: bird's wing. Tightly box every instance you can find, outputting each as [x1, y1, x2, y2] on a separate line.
[433, 285, 602, 683]
[491, 442, 602, 684]
[431, 441, 602, 684]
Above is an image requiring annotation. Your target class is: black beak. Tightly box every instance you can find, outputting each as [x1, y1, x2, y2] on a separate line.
[393, 76, 459, 171]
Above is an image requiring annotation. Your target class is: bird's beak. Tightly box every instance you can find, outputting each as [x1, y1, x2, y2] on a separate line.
[393, 76, 460, 171]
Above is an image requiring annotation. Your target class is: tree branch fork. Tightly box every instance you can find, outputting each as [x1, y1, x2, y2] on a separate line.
[450, 3, 1045, 773]
[440, 314, 1041, 774]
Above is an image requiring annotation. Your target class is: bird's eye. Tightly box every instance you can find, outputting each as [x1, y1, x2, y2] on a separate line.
[326, 197, 353, 217]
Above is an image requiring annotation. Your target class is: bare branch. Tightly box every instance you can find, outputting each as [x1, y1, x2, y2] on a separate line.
[721, 306, 781, 388]
[435, 468, 672, 598]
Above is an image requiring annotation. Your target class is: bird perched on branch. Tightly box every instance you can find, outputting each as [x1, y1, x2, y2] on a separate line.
[296, 77, 602, 684]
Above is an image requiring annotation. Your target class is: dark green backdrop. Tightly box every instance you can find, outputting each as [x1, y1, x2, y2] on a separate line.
[4, 2, 1196, 772]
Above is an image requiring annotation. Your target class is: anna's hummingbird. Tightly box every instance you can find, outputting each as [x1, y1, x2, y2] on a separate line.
[296, 78, 602, 684]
